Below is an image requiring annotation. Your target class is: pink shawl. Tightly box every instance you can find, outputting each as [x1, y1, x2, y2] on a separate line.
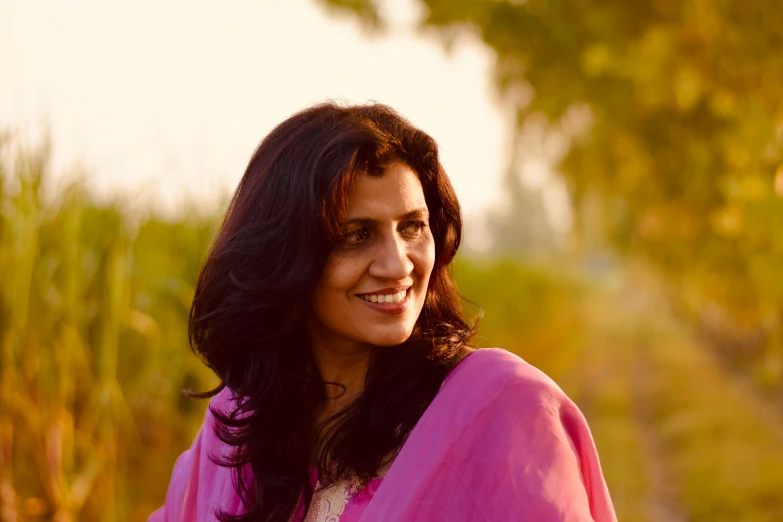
[149, 348, 616, 521]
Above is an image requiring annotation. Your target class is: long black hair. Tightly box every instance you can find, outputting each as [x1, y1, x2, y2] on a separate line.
[189, 102, 475, 521]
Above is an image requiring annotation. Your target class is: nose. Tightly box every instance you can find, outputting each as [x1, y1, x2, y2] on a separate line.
[368, 233, 414, 281]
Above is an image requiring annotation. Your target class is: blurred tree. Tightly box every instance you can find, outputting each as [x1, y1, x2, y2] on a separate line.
[486, 119, 560, 257]
[487, 166, 558, 257]
[316, 0, 783, 387]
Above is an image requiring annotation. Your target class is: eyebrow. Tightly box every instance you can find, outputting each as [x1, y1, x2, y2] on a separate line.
[343, 208, 430, 227]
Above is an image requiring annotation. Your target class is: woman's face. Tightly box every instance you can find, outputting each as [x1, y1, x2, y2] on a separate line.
[308, 162, 436, 353]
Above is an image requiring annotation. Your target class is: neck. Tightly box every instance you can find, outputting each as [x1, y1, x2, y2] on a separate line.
[315, 345, 371, 398]
[308, 333, 373, 422]
[308, 339, 372, 467]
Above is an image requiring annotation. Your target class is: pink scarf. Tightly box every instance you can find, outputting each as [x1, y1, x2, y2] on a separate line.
[149, 348, 617, 521]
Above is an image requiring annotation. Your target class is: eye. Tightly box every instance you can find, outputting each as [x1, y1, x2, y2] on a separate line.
[341, 228, 370, 246]
[401, 220, 428, 237]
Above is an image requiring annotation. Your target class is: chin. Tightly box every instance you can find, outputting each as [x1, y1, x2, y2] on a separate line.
[366, 325, 415, 347]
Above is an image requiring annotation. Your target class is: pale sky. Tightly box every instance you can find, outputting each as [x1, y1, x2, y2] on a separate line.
[1, 0, 510, 239]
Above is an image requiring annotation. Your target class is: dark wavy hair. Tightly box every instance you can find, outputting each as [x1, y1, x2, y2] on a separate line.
[189, 102, 475, 521]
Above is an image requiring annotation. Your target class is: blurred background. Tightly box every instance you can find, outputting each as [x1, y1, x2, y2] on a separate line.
[1, 0, 782, 520]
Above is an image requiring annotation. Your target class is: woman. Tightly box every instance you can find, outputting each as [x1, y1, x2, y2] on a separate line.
[150, 102, 616, 522]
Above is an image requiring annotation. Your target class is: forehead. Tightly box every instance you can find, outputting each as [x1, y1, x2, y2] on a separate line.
[344, 162, 428, 218]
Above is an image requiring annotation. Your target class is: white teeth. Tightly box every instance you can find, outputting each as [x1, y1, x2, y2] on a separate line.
[360, 290, 407, 304]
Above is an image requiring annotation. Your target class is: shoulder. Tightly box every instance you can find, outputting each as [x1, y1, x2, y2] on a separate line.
[444, 348, 593, 454]
[447, 347, 571, 407]
[433, 347, 582, 440]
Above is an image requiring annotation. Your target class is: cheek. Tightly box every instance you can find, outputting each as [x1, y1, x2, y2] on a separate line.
[413, 238, 436, 282]
[314, 254, 364, 303]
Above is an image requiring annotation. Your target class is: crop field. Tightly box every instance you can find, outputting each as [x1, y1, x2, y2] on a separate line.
[1, 144, 782, 521]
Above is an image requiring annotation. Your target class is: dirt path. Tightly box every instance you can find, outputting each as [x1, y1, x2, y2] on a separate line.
[630, 338, 688, 522]
[575, 285, 689, 522]
[579, 272, 783, 521]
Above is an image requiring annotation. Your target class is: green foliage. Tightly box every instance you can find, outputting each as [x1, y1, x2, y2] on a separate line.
[0, 140, 218, 521]
[644, 324, 783, 521]
[452, 257, 586, 375]
[566, 277, 783, 522]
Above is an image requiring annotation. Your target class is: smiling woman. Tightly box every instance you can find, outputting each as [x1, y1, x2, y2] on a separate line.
[309, 164, 435, 351]
[149, 102, 616, 522]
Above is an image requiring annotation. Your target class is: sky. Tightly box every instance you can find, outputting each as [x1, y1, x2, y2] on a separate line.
[1, 0, 575, 250]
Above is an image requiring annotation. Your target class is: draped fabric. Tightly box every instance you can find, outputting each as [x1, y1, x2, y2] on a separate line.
[149, 348, 617, 522]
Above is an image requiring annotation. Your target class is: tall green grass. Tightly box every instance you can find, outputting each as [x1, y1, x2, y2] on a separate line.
[0, 140, 218, 521]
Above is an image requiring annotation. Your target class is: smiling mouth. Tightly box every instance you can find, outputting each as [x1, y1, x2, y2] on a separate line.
[358, 289, 408, 304]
